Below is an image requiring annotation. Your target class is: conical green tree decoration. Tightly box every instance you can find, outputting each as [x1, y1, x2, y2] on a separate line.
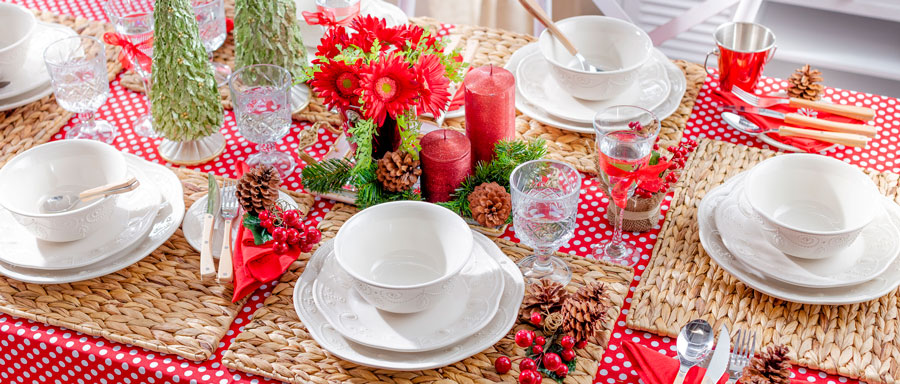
[151, 0, 223, 142]
[233, 0, 308, 79]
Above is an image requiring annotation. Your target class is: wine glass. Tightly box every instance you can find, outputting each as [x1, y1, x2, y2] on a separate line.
[44, 36, 116, 144]
[229, 64, 296, 177]
[592, 105, 661, 266]
[192, 0, 230, 86]
[510, 159, 582, 286]
[104, 0, 157, 138]
[314, 0, 360, 28]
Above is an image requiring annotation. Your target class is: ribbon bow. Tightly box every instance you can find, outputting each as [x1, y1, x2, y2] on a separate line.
[302, 3, 360, 29]
[103, 32, 152, 73]
[602, 160, 672, 192]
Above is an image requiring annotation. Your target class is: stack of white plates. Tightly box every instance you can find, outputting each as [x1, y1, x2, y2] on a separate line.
[0, 154, 184, 283]
[0, 22, 77, 112]
[698, 172, 900, 305]
[294, 233, 525, 370]
[506, 43, 687, 134]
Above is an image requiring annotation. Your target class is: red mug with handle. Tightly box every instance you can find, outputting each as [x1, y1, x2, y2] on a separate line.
[705, 22, 776, 93]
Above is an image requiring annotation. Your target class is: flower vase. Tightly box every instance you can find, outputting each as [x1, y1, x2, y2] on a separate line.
[340, 106, 401, 159]
[598, 178, 665, 233]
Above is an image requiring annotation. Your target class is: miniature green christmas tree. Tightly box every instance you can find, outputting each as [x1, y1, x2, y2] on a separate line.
[150, 0, 223, 141]
[233, 0, 308, 79]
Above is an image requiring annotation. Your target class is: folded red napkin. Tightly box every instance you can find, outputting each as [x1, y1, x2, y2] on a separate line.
[624, 341, 806, 384]
[710, 90, 864, 153]
[231, 226, 300, 303]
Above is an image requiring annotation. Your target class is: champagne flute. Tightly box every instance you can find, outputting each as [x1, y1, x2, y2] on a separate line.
[510, 159, 582, 286]
[592, 105, 660, 266]
[104, 0, 157, 138]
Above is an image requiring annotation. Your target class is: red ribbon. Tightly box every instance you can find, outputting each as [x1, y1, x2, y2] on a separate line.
[103, 32, 152, 73]
[601, 160, 672, 192]
[302, 3, 360, 28]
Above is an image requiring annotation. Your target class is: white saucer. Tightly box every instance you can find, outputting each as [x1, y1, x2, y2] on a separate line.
[699, 173, 900, 305]
[294, 232, 524, 371]
[313, 238, 504, 352]
[506, 44, 686, 134]
[183, 190, 297, 258]
[291, 83, 311, 114]
[516, 51, 669, 124]
[0, 22, 76, 101]
[0, 163, 160, 270]
[0, 154, 184, 284]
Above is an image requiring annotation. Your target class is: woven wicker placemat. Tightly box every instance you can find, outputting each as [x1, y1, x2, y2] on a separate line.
[626, 138, 900, 384]
[221, 203, 634, 383]
[0, 11, 124, 168]
[0, 167, 314, 361]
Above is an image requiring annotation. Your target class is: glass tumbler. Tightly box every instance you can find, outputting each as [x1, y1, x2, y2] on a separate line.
[229, 64, 296, 177]
[510, 159, 582, 286]
[44, 36, 116, 144]
[104, 0, 156, 138]
[193, 0, 230, 86]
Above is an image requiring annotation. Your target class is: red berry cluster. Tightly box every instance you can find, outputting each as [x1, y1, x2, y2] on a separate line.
[258, 207, 321, 254]
[634, 138, 698, 198]
[493, 312, 581, 383]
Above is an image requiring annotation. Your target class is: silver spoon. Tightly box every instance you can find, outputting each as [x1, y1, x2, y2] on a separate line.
[42, 177, 139, 213]
[674, 319, 715, 384]
[518, 0, 602, 72]
[0, 81, 9, 89]
[721, 111, 770, 134]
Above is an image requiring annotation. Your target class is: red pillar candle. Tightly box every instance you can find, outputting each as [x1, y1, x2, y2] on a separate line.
[420, 129, 473, 203]
[464, 65, 516, 164]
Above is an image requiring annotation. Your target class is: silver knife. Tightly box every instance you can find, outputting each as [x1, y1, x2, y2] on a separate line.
[199, 173, 219, 279]
[716, 104, 877, 137]
[703, 324, 731, 384]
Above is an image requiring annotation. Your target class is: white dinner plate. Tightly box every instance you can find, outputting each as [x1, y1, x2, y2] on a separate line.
[506, 43, 686, 134]
[0, 163, 160, 270]
[516, 51, 669, 124]
[313, 239, 504, 352]
[0, 22, 76, 101]
[698, 173, 900, 305]
[0, 154, 185, 284]
[294, 232, 524, 370]
[183, 190, 297, 259]
[715, 175, 899, 288]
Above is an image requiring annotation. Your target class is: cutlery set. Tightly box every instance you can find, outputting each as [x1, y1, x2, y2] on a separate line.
[676, 319, 758, 384]
[199, 172, 239, 282]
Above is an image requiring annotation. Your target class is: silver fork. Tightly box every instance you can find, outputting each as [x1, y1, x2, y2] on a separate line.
[731, 86, 780, 108]
[217, 180, 239, 283]
[725, 329, 757, 384]
[732, 86, 876, 121]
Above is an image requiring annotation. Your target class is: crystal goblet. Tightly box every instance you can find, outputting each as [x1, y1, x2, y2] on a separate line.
[104, 0, 157, 138]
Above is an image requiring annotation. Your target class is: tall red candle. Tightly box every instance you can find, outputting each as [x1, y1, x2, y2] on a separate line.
[420, 129, 473, 203]
[464, 65, 515, 164]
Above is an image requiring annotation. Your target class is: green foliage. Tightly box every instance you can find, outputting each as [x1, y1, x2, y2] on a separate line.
[151, 0, 223, 141]
[396, 111, 422, 159]
[347, 117, 377, 174]
[300, 158, 353, 193]
[439, 139, 547, 219]
[234, 0, 308, 79]
[242, 213, 272, 245]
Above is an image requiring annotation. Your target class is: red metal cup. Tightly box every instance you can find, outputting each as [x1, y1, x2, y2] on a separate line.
[705, 22, 776, 92]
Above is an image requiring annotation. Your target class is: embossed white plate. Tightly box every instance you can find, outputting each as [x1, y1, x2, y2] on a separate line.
[516, 51, 669, 124]
[0, 22, 76, 100]
[294, 232, 525, 370]
[0, 154, 185, 284]
[312, 239, 504, 352]
[699, 173, 900, 305]
[715, 175, 899, 288]
[0, 162, 160, 270]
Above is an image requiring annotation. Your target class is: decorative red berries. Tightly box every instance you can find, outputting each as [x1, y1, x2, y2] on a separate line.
[529, 312, 542, 326]
[518, 369, 541, 384]
[576, 340, 588, 349]
[534, 336, 545, 348]
[494, 356, 511, 374]
[542, 353, 561, 371]
[272, 227, 287, 242]
[273, 241, 289, 255]
[519, 357, 536, 372]
[555, 365, 569, 378]
[561, 348, 576, 362]
[531, 345, 543, 355]
[282, 210, 299, 226]
[260, 218, 274, 230]
[258, 210, 271, 222]
[515, 330, 534, 348]
[559, 335, 575, 349]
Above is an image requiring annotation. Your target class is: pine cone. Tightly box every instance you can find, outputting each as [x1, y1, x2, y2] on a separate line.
[376, 151, 421, 192]
[467, 182, 512, 227]
[740, 345, 792, 384]
[236, 165, 282, 215]
[788, 65, 824, 101]
[560, 282, 610, 344]
[520, 279, 568, 321]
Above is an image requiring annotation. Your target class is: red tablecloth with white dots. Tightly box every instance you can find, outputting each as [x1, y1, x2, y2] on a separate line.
[2, 1, 899, 383]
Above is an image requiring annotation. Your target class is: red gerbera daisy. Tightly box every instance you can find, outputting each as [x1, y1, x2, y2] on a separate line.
[310, 59, 362, 111]
[396, 24, 437, 51]
[356, 54, 420, 125]
[316, 26, 351, 59]
[414, 54, 451, 116]
[350, 15, 389, 53]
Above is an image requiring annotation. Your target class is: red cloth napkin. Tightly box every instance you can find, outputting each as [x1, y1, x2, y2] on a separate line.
[710, 90, 864, 153]
[231, 226, 300, 303]
[624, 341, 806, 384]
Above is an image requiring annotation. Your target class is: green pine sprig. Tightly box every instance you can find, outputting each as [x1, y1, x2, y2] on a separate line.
[300, 158, 354, 194]
[354, 162, 422, 209]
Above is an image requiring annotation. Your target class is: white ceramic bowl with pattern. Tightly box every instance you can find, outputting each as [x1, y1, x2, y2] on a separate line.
[0, 3, 36, 80]
[334, 201, 474, 313]
[538, 16, 652, 101]
[744, 154, 881, 259]
[0, 140, 128, 242]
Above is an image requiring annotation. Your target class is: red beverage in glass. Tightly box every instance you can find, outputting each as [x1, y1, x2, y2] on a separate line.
[705, 22, 776, 92]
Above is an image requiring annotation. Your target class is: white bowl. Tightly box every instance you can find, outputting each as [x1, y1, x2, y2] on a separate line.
[0, 140, 128, 242]
[334, 201, 474, 313]
[744, 154, 881, 259]
[538, 16, 652, 101]
[0, 3, 36, 80]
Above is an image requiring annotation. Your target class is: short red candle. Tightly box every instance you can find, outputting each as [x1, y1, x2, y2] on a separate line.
[464, 65, 515, 164]
[420, 129, 473, 203]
